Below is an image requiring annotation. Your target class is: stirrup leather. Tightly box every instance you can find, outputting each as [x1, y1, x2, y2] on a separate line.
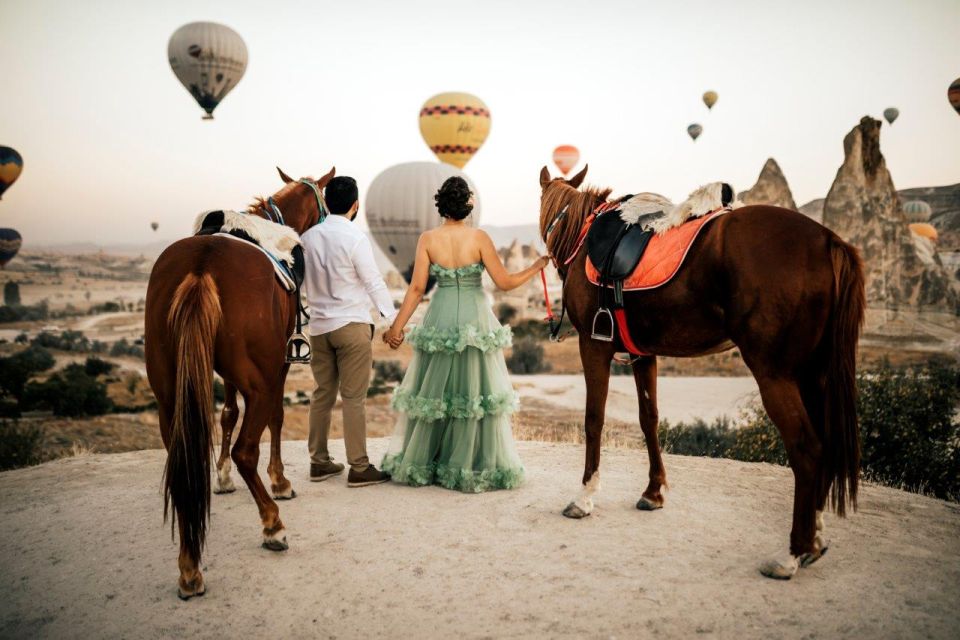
[591, 308, 615, 342]
[285, 332, 311, 363]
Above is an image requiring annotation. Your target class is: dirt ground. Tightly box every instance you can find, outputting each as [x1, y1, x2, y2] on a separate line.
[0, 439, 957, 639]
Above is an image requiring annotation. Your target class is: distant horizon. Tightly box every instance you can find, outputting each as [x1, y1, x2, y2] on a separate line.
[2, 0, 958, 249]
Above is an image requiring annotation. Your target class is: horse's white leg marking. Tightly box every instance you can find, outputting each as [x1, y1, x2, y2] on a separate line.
[262, 524, 288, 551]
[759, 550, 800, 579]
[572, 472, 601, 514]
[215, 458, 236, 493]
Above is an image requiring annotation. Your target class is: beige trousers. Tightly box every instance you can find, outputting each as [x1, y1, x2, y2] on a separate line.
[308, 322, 373, 471]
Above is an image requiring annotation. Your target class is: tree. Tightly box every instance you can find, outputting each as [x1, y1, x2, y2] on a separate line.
[3, 282, 20, 306]
[0, 347, 56, 402]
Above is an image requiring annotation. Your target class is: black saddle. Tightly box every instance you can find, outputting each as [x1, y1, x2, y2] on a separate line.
[586, 207, 664, 282]
[584, 198, 666, 344]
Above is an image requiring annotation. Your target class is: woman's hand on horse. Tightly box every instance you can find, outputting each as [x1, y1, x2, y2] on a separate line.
[535, 256, 551, 271]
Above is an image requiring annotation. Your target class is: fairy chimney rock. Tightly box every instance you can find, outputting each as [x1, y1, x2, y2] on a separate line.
[738, 158, 798, 210]
[821, 116, 958, 311]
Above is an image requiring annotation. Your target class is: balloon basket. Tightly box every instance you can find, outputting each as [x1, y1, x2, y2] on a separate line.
[202, 114, 214, 121]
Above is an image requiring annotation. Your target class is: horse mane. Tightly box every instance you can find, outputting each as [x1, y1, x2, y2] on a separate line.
[541, 182, 612, 265]
[245, 182, 298, 217]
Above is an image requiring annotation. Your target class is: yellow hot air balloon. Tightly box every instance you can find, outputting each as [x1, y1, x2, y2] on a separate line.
[702, 91, 718, 110]
[419, 92, 491, 168]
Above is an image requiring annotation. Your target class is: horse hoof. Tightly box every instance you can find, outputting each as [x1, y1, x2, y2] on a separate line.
[759, 554, 799, 580]
[262, 530, 289, 552]
[800, 539, 829, 568]
[177, 586, 206, 601]
[636, 496, 663, 511]
[562, 502, 590, 519]
[273, 488, 296, 500]
[213, 484, 236, 495]
[177, 576, 206, 600]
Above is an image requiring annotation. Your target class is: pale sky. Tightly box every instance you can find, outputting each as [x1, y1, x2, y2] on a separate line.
[1, 0, 958, 246]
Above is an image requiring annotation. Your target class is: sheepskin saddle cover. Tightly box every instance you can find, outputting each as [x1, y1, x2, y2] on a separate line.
[194, 210, 301, 267]
[585, 182, 740, 291]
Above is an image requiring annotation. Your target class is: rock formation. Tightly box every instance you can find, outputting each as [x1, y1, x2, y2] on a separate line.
[798, 198, 824, 224]
[738, 158, 798, 210]
[821, 117, 958, 312]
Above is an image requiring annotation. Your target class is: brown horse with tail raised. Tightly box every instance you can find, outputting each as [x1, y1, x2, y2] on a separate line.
[538, 165, 864, 579]
[145, 167, 334, 598]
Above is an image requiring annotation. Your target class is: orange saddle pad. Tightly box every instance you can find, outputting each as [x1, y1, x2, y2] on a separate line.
[585, 209, 726, 291]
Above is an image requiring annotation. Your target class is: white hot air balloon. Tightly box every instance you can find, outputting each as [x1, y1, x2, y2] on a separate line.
[168, 22, 248, 119]
[365, 162, 481, 282]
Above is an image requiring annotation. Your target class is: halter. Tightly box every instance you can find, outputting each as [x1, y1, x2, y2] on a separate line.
[262, 178, 329, 230]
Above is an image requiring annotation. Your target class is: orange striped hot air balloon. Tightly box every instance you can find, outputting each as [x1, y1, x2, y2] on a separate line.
[552, 145, 580, 176]
[909, 223, 938, 243]
[418, 92, 491, 168]
[949, 77, 960, 116]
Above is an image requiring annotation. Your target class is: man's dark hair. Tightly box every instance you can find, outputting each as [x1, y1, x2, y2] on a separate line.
[434, 176, 473, 221]
[325, 176, 359, 215]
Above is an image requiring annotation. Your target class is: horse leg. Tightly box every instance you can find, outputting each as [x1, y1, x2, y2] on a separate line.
[231, 393, 288, 551]
[267, 379, 295, 500]
[632, 356, 666, 510]
[563, 337, 615, 519]
[754, 375, 824, 579]
[214, 382, 239, 494]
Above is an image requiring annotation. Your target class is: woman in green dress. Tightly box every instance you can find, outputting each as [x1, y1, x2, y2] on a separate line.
[381, 177, 549, 492]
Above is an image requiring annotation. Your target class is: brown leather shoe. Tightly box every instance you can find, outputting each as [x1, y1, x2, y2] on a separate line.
[310, 460, 344, 482]
[347, 465, 390, 487]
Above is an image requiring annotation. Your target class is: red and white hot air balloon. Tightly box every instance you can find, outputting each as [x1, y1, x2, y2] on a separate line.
[552, 145, 580, 176]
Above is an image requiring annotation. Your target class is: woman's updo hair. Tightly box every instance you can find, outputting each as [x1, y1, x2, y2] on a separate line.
[434, 176, 474, 221]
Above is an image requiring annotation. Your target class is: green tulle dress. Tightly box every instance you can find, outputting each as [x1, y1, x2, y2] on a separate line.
[381, 262, 525, 493]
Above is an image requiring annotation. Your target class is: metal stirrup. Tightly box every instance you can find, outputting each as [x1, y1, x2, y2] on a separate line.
[591, 307, 615, 342]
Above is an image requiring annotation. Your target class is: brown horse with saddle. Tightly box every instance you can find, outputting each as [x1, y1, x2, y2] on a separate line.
[145, 167, 334, 599]
[538, 165, 865, 579]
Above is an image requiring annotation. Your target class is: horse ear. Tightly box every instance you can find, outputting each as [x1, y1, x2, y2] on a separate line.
[539, 166, 552, 190]
[277, 167, 294, 184]
[316, 166, 336, 188]
[567, 164, 588, 189]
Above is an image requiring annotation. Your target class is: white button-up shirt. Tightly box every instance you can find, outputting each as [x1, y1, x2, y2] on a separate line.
[301, 215, 397, 336]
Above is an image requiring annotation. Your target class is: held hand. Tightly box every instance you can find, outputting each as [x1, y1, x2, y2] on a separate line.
[384, 327, 405, 349]
[534, 255, 551, 271]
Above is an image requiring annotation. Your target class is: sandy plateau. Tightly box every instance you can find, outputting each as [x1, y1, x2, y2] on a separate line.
[0, 439, 958, 639]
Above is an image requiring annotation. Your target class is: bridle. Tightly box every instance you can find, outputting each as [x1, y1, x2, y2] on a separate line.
[539, 199, 582, 343]
[262, 177, 330, 231]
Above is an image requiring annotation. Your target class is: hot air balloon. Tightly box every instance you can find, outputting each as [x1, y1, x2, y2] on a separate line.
[909, 223, 938, 243]
[903, 200, 931, 222]
[365, 162, 481, 282]
[151, 222, 159, 232]
[552, 145, 580, 176]
[702, 91, 718, 110]
[168, 22, 248, 120]
[883, 107, 899, 125]
[0, 228, 22, 268]
[949, 78, 960, 116]
[687, 124, 703, 142]
[418, 92, 491, 168]
[0, 146, 23, 200]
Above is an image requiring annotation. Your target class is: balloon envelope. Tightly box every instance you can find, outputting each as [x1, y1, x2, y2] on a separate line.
[902, 200, 931, 222]
[419, 92, 491, 168]
[0, 228, 22, 267]
[151, 222, 159, 232]
[883, 107, 899, 125]
[552, 145, 580, 176]
[702, 91, 718, 109]
[168, 22, 248, 119]
[0, 146, 23, 200]
[949, 78, 960, 116]
[687, 124, 703, 141]
[909, 222, 938, 242]
[365, 162, 481, 282]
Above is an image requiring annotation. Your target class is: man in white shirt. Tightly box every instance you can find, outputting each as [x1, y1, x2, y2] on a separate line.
[302, 176, 398, 487]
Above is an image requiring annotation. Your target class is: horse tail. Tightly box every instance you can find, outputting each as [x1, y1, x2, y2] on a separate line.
[822, 238, 865, 517]
[163, 272, 221, 564]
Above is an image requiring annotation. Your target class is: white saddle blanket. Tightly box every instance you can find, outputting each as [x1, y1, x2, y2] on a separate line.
[619, 182, 742, 234]
[193, 210, 301, 266]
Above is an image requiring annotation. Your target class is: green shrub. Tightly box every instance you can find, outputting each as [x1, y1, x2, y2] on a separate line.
[32, 330, 89, 352]
[0, 346, 56, 401]
[374, 360, 405, 383]
[3, 281, 21, 306]
[506, 338, 551, 374]
[0, 420, 44, 470]
[659, 361, 960, 501]
[496, 303, 518, 325]
[84, 357, 116, 378]
[22, 363, 112, 417]
[0, 301, 48, 323]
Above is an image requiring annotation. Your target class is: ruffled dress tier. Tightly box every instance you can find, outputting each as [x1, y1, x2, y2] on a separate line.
[381, 262, 525, 493]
